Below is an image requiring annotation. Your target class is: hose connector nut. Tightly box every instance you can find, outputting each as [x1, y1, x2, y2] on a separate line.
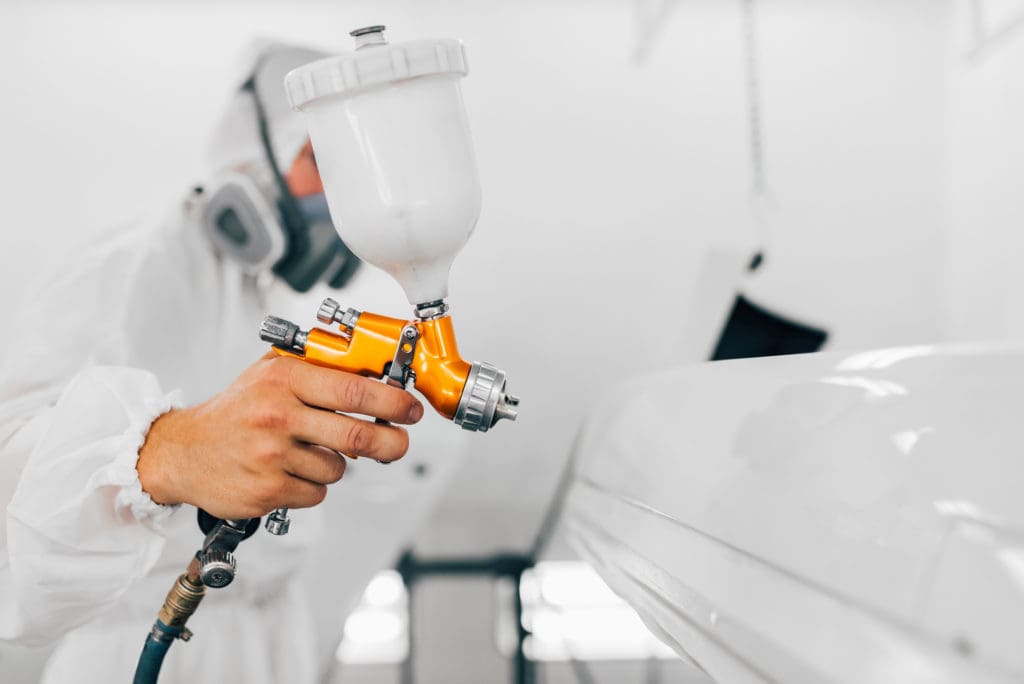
[414, 300, 449, 320]
[198, 550, 237, 588]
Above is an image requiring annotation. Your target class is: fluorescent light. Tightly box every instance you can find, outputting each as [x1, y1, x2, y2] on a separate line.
[531, 561, 622, 608]
[343, 610, 405, 644]
[519, 561, 679, 662]
[336, 571, 410, 665]
[363, 570, 405, 608]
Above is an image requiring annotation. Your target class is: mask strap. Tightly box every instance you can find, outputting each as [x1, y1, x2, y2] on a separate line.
[240, 67, 308, 242]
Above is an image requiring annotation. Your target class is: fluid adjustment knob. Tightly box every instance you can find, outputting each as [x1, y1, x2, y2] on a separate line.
[265, 508, 291, 535]
[198, 550, 237, 588]
[317, 298, 342, 324]
[316, 298, 361, 331]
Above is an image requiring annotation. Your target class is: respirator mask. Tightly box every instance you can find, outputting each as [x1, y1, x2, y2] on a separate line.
[197, 56, 359, 293]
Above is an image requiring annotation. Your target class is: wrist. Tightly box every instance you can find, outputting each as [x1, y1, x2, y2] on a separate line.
[137, 408, 187, 506]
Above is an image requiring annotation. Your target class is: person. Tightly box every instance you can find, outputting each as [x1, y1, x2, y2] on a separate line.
[0, 43, 454, 682]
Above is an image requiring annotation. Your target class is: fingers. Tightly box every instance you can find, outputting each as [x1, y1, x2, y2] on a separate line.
[292, 406, 411, 462]
[285, 359, 424, 425]
[284, 444, 347, 485]
[277, 476, 329, 510]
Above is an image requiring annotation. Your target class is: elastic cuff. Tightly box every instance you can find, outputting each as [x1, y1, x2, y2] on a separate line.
[114, 388, 186, 529]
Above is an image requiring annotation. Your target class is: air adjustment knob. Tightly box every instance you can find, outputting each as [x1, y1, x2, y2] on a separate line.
[260, 316, 307, 354]
[199, 550, 237, 588]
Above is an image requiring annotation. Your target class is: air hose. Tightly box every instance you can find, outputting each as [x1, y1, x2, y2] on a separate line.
[133, 620, 187, 684]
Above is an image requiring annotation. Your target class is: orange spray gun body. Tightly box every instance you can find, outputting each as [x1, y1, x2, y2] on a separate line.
[258, 298, 519, 534]
[261, 299, 518, 426]
[297, 312, 469, 418]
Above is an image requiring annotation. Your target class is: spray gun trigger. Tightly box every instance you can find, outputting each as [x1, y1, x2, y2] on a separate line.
[384, 325, 419, 388]
[374, 325, 420, 445]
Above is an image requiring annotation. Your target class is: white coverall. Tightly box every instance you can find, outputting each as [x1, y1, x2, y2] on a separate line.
[0, 44, 466, 683]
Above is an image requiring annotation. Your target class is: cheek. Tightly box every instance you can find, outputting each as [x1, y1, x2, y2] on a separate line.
[286, 153, 324, 197]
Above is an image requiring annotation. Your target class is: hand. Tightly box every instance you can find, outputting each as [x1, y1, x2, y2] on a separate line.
[137, 353, 424, 519]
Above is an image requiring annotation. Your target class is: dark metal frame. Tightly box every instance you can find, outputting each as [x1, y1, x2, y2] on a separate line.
[396, 550, 536, 684]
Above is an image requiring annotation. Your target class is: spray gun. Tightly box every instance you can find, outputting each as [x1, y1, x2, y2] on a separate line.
[135, 26, 517, 682]
[258, 295, 519, 533]
[259, 24, 519, 535]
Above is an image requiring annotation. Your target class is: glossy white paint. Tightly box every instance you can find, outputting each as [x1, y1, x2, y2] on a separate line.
[563, 343, 1024, 683]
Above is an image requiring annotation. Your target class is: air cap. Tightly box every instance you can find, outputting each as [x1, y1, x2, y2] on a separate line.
[283, 25, 468, 112]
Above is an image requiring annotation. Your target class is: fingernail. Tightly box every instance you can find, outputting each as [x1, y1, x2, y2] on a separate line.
[408, 402, 424, 423]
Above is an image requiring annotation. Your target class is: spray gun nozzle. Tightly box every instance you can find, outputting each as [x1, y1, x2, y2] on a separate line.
[495, 393, 520, 424]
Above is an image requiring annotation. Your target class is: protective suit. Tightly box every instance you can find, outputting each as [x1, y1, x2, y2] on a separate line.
[0, 43, 466, 682]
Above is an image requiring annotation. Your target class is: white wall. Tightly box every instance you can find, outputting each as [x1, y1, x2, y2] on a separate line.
[743, 0, 949, 351]
[945, 0, 1024, 341]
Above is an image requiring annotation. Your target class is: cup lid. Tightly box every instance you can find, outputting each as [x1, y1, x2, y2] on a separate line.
[284, 26, 468, 111]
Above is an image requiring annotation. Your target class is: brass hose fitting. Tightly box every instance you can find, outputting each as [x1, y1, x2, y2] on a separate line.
[155, 558, 206, 639]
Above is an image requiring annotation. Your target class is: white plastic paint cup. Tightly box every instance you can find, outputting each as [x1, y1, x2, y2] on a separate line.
[284, 29, 481, 306]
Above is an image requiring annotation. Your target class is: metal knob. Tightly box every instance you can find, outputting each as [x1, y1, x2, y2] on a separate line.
[259, 316, 307, 354]
[318, 298, 342, 324]
[316, 298, 361, 331]
[265, 508, 290, 535]
[199, 549, 237, 588]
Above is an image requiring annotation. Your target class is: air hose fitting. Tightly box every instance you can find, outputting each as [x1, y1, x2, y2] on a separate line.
[157, 559, 206, 633]
[133, 558, 205, 684]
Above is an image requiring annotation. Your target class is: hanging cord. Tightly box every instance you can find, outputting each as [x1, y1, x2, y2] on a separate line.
[741, 0, 765, 197]
[965, 0, 1024, 63]
[631, 0, 682, 64]
[741, 0, 775, 267]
